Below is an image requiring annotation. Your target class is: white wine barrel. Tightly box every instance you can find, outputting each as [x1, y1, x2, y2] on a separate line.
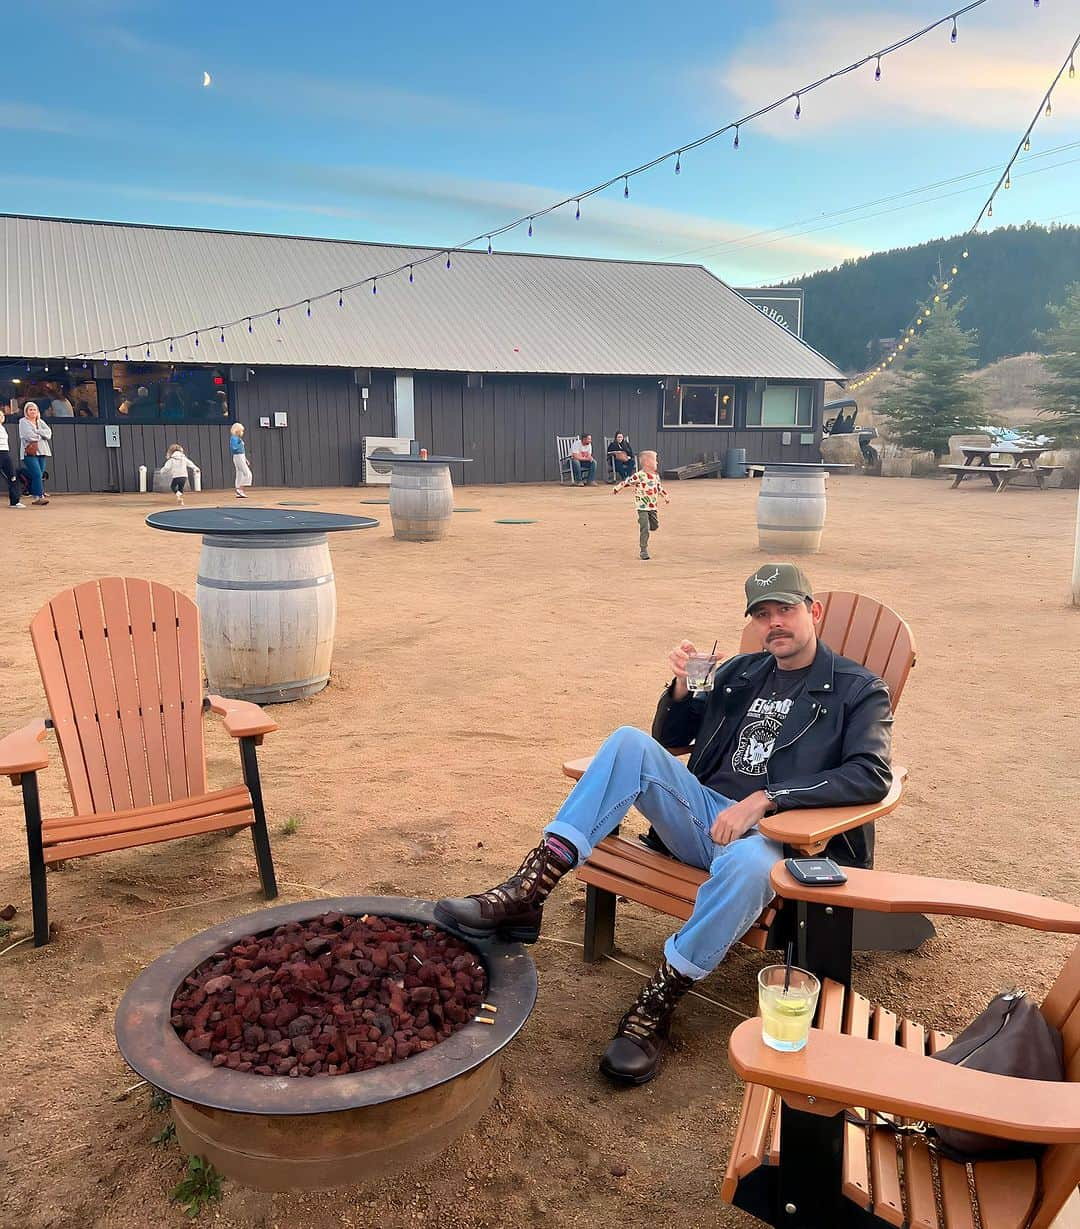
[196, 532, 336, 702]
[389, 464, 454, 541]
[756, 467, 827, 554]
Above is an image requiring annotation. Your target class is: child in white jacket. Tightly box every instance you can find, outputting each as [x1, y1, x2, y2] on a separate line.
[160, 444, 200, 504]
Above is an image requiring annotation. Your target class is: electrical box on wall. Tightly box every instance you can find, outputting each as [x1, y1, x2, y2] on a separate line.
[259, 416, 271, 428]
[274, 411, 288, 428]
[104, 425, 120, 448]
[800, 432, 815, 445]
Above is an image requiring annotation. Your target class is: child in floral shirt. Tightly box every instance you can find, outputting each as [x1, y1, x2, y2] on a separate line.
[613, 449, 670, 560]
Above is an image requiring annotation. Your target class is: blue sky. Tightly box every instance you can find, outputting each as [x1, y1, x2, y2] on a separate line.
[2, 0, 1078, 284]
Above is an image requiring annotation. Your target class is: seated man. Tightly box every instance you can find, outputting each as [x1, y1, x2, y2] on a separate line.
[436, 563, 892, 1085]
[569, 433, 596, 485]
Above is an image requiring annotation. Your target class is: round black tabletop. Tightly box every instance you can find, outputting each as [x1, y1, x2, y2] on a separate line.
[146, 508, 380, 535]
[382, 454, 472, 465]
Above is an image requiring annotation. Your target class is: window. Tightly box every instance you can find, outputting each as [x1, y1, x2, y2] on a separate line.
[747, 384, 813, 428]
[109, 363, 232, 423]
[2, 362, 100, 418]
[663, 382, 735, 428]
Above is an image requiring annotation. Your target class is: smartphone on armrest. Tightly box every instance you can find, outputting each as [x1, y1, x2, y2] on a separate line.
[785, 857, 848, 886]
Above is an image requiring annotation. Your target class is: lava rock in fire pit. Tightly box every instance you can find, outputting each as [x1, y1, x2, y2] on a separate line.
[171, 913, 486, 1077]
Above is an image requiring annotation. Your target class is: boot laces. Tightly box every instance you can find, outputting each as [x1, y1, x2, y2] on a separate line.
[469, 844, 565, 909]
[619, 966, 692, 1041]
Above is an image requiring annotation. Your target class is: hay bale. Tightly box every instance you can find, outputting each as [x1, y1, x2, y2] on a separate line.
[820, 434, 865, 470]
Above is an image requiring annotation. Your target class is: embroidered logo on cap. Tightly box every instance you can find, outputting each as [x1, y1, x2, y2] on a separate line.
[754, 568, 780, 587]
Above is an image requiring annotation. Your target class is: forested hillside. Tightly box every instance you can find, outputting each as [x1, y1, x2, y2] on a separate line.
[784, 223, 1080, 372]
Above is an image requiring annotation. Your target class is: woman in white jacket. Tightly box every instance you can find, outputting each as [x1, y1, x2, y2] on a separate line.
[160, 444, 200, 504]
[18, 402, 53, 505]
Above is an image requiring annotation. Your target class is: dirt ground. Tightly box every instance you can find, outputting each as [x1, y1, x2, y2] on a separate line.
[0, 475, 1077, 1229]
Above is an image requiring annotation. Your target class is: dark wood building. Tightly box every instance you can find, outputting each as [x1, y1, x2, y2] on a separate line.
[1, 215, 844, 491]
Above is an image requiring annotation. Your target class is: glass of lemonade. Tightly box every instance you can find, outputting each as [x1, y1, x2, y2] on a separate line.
[758, 965, 820, 1052]
[685, 652, 719, 692]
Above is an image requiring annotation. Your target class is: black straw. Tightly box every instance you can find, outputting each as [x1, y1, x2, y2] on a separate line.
[783, 942, 794, 994]
[710, 639, 718, 656]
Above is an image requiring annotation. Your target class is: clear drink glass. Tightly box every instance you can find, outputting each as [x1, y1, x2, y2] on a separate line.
[685, 652, 719, 692]
[757, 965, 820, 1052]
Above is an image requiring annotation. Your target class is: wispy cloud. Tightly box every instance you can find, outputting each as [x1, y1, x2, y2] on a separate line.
[0, 101, 71, 134]
[0, 174, 374, 222]
[706, 3, 1080, 137]
[263, 161, 864, 270]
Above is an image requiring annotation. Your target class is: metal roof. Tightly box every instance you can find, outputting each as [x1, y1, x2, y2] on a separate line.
[1, 213, 844, 380]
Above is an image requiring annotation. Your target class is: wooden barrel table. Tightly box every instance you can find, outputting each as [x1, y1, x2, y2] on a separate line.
[146, 508, 378, 703]
[384, 454, 472, 542]
[752, 463, 851, 555]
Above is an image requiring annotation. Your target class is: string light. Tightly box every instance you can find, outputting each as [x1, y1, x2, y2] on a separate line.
[487, 236, 493, 254]
[219, 327, 225, 343]
[305, 300, 311, 318]
[446, 252, 452, 269]
[194, 333, 199, 348]
[408, 266, 414, 283]
[575, 200, 581, 220]
[1070, 55, 1076, 79]
[169, 339, 174, 352]
[338, 291, 343, 307]
[987, 202, 993, 217]
[247, 318, 253, 333]
[67, 2, 1041, 364]
[1045, 99, 1052, 117]
[145, 345, 150, 358]
[372, 280, 377, 295]
[1004, 172, 1011, 189]
[950, 17, 958, 41]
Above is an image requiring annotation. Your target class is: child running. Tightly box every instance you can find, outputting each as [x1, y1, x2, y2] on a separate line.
[160, 443, 200, 504]
[612, 449, 670, 560]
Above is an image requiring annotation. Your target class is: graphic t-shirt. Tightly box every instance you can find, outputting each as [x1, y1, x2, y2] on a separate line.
[613, 469, 669, 510]
[703, 664, 812, 800]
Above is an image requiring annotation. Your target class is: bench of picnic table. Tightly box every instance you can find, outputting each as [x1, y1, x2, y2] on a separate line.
[940, 463, 1057, 491]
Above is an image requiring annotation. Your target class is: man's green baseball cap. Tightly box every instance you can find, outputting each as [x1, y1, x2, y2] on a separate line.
[744, 563, 814, 614]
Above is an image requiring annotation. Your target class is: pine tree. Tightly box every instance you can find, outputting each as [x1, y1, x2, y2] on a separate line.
[874, 293, 986, 456]
[1033, 283, 1080, 443]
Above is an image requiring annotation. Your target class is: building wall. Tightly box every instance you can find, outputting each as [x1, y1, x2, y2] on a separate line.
[16, 366, 823, 492]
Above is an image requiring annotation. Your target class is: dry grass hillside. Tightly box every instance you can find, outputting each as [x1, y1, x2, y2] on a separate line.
[828, 352, 1051, 439]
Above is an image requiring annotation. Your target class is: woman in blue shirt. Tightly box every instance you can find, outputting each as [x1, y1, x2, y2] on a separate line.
[229, 422, 253, 498]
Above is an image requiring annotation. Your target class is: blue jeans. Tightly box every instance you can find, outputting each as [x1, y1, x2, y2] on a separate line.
[570, 458, 596, 484]
[22, 454, 46, 498]
[545, 726, 783, 980]
[614, 459, 635, 481]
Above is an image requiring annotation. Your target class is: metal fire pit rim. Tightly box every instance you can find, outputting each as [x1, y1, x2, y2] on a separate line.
[114, 895, 537, 1117]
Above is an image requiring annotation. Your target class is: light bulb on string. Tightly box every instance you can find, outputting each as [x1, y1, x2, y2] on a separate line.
[338, 291, 344, 308]
[874, 56, 882, 81]
[950, 17, 958, 42]
[372, 280, 377, 296]
[1045, 98, 1052, 117]
[1069, 56, 1075, 80]
[794, 94, 801, 119]
[733, 125, 740, 148]
[145, 346, 150, 359]
[169, 339, 174, 353]
[305, 300, 311, 318]
[674, 151, 681, 174]
[916, 317, 923, 325]
[247, 317, 253, 333]
[219, 327, 225, 343]
[951, 266, 958, 275]
[942, 282, 950, 291]
[276, 310, 281, 326]
[446, 252, 452, 269]
[1004, 173, 1011, 189]
[487, 236, 493, 254]
[987, 202, 993, 217]
[194, 333, 199, 348]
[623, 177, 629, 198]
[408, 266, 414, 283]
[528, 218, 534, 237]
[1023, 136, 1031, 152]
[575, 200, 581, 220]
[962, 249, 969, 258]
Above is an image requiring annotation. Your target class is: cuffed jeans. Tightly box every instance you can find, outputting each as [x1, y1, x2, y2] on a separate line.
[570, 458, 596, 484]
[545, 726, 782, 980]
[22, 454, 46, 498]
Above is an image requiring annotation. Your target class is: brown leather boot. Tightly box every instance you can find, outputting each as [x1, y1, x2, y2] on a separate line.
[434, 841, 574, 943]
[599, 959, 695, 1085]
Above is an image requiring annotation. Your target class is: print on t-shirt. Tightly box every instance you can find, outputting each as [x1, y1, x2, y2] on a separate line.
[730, 695, 795, 777]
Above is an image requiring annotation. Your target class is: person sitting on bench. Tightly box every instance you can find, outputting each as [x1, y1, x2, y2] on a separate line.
[436, 564, 893, 1085]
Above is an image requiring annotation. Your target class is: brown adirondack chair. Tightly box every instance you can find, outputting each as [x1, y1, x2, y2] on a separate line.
[0, 577, 279, 946]
[724, 863, 1080, 1229]
[561, 592, 922, 965]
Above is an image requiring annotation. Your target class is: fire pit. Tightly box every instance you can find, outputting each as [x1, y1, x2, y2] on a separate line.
[115, 897, 537, 1191]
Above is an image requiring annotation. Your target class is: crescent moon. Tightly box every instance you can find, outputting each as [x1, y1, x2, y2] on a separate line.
[202, 71, 212, 87]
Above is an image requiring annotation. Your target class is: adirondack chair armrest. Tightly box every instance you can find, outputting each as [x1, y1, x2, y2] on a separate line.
[0, 719, 50, 783]
[205, 696, 279, 743]
[769, 864, 1080, 934]
[562, 746, 692, 781]
[729, 1018, 1080, 1145]
[758, 768, 907, 853]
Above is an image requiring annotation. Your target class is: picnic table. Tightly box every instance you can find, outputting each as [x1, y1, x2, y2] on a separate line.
[941, 445, 1058, 491]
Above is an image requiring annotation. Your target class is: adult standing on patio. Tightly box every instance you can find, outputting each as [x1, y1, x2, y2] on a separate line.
[570, 433, 596, 485]
[18, 402, 52, 505]
[229, 422, 253, 498]
[1, 403, 27, 508]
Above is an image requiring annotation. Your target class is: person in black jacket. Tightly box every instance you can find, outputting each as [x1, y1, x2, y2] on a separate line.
[606, 431, 635, 481]
[436, 563, 893, 1085]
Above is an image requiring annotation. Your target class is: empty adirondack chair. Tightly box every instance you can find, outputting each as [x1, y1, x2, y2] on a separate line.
[0, 577, 279, 946]
[562, 592, 925, 965]
[724, 863, 1080, 1229]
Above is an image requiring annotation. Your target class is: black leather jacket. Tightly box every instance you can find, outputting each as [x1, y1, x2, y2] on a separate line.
[651, 641, 893, 868]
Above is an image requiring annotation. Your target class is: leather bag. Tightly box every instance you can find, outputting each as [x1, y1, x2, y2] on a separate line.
[24, 440, 39, 456]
